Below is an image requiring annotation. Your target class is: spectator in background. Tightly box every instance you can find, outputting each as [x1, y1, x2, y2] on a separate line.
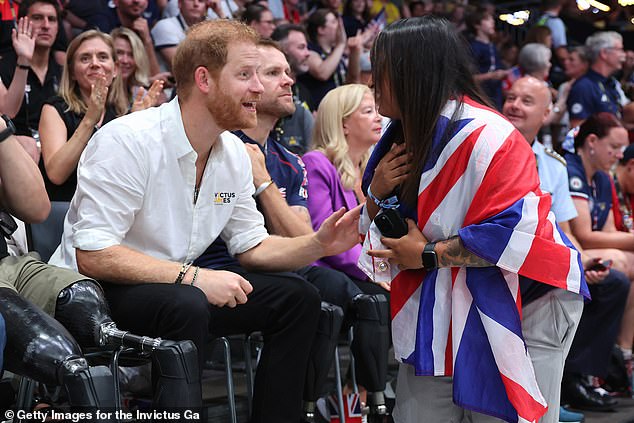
[91, 0, 161, 32]
[502, 43, 552, 95]
[242, 3, 276, 38]
[299, 9, 361, 110]
[612, 145, 634, 233]
[90, 0, 162, 78]
[0, 0, 62, 163]
[272, 24, 316, 153]
[111, 27, 166, 110]
[502, 74, 588, 423]
[302, 84, 388, 294]
[620, 50, 634, 100]
[564, 113, 634, 396]
[568, 31, 627, 128]
[499, 39, 519, 69]
[342, 0, 371, 37]
[465, 7, 508, 110]
[151, 0, 210, 70]
[552, 46, 590, 144]
[534, 0, 568, 85]
[272, 24, 312, 103]
[523, 24, 552, 49]
[38, 30, 128, 202]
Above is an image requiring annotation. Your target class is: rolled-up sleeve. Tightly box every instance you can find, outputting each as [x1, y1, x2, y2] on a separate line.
[72, 130, 147, 252]
[220, 154, 269, 256]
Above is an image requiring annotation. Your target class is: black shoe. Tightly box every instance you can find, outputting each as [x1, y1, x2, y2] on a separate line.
[562, 375, 617, 411]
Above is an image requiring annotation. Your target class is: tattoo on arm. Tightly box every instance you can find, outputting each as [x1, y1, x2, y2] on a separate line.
[437, 236, 492, 268]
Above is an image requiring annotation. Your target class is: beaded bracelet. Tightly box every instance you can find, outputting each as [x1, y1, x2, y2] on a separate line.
[191, 266, 200, 286]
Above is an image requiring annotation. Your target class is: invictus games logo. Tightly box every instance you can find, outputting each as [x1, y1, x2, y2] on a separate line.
[214, 192, 236, 205]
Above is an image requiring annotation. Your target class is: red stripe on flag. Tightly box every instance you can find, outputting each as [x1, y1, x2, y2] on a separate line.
[464, 133, 540, 227]
[500, 374, 548, 422]
[417, 127, 482, 228]
[443, 268, 461, 376]
[391, 270, 424, 318]
[519, 196, 571, 288]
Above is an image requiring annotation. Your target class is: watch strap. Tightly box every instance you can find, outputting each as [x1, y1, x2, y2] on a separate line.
[422, 241, 438, 271]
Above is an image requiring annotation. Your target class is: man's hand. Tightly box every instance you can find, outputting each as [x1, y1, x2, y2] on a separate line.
[315, 204, 362, 257]
[369, 143, 410, 199]
[244, 143, 271, 187]
[12, 17, 35, 65]
[195, 269, 253, 307]
[368, 219, 426, 269]
[132, 17, 152, 44]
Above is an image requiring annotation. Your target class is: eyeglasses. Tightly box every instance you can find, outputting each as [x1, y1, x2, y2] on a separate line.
[607, 46, 625, 53]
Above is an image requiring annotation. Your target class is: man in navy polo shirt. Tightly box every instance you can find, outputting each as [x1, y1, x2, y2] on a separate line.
[567, 31, 628, 128]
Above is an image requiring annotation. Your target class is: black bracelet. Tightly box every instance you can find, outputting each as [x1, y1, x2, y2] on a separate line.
[16, 63, 30, 70]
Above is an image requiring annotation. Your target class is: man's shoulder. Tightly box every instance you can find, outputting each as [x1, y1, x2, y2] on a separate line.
[543, 147, 567, 168]
[152, 16, 184, 38]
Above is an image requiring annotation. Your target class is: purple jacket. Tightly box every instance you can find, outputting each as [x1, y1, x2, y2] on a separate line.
[302, 150, 367, 281]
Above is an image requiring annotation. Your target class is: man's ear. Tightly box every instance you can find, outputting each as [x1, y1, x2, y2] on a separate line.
[194, 66, 213, 94]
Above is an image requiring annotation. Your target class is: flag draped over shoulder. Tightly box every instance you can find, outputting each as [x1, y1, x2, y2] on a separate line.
[359, 97, 590, 423]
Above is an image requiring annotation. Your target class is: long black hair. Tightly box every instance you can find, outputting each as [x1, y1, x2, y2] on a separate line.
[371, 16, 489, 207]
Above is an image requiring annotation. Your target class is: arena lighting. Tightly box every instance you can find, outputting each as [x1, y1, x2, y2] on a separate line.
[577, 0, 610, 11]
[498, 10, 529, 26]
[620, 0, 634, 6]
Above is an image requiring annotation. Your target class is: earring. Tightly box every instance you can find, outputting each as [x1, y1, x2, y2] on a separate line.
[590, 148, 595, 156]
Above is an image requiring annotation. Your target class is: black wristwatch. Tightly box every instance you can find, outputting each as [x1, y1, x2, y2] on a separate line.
[0, 115, 15, 143]
[422, 242, 438, 271]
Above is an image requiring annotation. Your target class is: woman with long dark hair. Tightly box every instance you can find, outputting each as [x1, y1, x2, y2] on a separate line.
[361, 16, 587, 422]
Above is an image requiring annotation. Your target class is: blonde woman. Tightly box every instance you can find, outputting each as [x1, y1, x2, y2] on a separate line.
[111, 27, 166, 112]
[39, 30, 128, 202]
[302, 83, 387, 292]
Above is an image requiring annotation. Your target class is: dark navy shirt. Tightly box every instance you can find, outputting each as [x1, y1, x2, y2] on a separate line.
[567, 69, 621, 121]
[468, 39, 504, 111]
[195, 131, 308, 269]
[565, 152, 612, 231]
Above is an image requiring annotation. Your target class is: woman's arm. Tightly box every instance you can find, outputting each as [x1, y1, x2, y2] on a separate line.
[39, 78, 108, 185]
[569, 197, 634, 250]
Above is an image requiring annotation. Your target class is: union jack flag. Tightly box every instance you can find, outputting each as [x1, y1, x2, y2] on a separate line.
[327, 393, 365, 423]
[359, 97, 590, 423]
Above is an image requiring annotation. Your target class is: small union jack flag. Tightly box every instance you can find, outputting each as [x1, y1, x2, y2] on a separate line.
[328, 393, 365, 423]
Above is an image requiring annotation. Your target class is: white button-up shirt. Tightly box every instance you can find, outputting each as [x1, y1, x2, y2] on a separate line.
[50, 98, 269, 270]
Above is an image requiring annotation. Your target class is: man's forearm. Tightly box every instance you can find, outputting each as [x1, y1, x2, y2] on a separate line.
[236, 234, 324, 272]
[76, 245, 184, 284]
[436, 236, 492, 268]
[257, 183, 313, 237]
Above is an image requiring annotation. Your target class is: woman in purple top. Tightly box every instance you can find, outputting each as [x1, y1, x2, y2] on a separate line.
[303, 84, 389, 293]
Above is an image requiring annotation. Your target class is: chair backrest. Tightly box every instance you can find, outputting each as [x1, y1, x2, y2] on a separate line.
[28, 201, 70, 262]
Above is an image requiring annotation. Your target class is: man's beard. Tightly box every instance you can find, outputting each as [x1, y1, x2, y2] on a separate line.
[257, 97, 296, 120]
[206, 89, 258, 130]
